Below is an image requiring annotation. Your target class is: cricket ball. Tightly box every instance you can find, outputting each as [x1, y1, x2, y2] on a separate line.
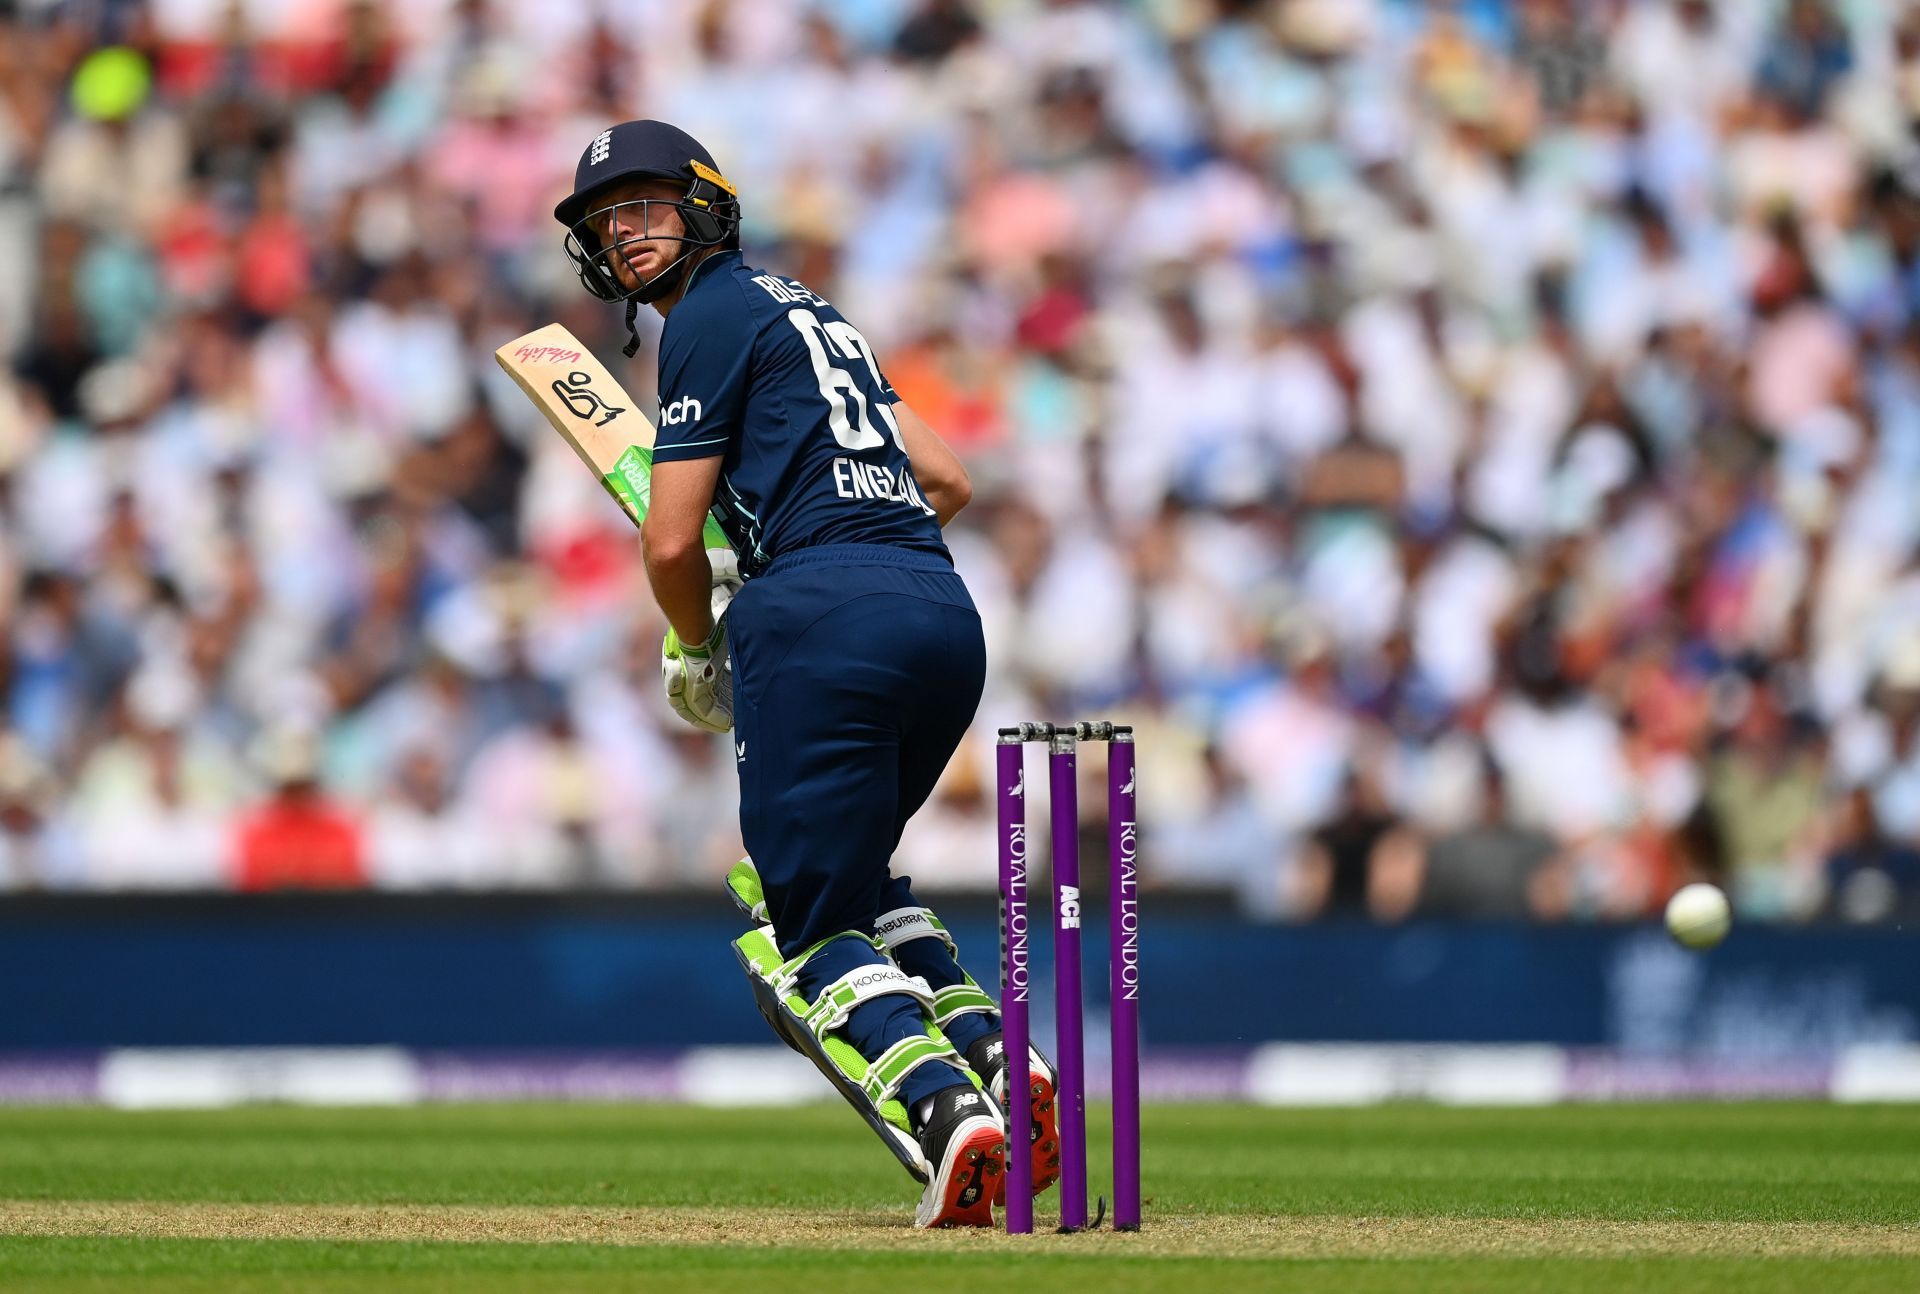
[1664, 882, 1731, 951]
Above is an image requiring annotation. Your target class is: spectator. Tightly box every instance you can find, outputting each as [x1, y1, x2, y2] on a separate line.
[1417, 755, 1567, 920]
[1822, 786, 1920, 924]
[1293, 759, 1424, 922]
[365, 745, 498, 889]
[1225, 632, 1357, 834]
[0, 733, 82, 888]
[1155, 744, 1284, 913]
[1756, 0, 1855, 123]
[894, 745, 997, 891]
[230, 727, 366, 891]
[1512, 0, 1606, 119]
[650, 726, 748, 888]
[1702, 682, 1832, 918]
[73, 715, 233, 889]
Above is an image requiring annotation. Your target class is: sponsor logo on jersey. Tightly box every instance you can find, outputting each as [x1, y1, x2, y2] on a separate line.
[662, 395, 704, 426]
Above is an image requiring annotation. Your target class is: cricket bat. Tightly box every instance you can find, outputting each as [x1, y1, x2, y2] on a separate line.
[493, 322, 731, 552]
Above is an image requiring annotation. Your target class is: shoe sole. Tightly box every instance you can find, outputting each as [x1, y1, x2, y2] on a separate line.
[994, 1066, 1063, 1207]
[915, 1116, 1005, 1228]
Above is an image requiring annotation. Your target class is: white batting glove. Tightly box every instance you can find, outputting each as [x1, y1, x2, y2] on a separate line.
[663, 619, 734, 734]
[709, 548, 742, 622]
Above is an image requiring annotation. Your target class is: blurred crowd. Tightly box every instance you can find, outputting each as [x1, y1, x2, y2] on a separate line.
[5, 0, 1920, 925]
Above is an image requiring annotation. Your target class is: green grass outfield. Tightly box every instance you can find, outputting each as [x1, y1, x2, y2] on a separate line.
[1, 1102, 1917, 1291]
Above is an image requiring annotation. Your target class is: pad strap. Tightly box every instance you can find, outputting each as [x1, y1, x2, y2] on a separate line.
[931, 983, 997, 1026]
[800, 963, 937, 1044]
[861, 1034, 960, 1107]
[873, 906, 956, 955]
[772, 931, 884, 998]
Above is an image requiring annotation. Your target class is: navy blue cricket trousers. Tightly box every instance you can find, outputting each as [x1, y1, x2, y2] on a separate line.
[726, 543, 991, 1105]
[728, 543, 986, 953]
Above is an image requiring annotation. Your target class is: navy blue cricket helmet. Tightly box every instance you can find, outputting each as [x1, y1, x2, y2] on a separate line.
[555, 120, 742, 310]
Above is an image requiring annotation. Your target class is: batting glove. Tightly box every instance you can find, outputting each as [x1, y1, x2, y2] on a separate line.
[663, 618, 734, 734]
[709, 547, 742, 621]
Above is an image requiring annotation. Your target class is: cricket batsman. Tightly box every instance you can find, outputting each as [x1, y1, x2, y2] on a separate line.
[553, 120, 1059, 1227]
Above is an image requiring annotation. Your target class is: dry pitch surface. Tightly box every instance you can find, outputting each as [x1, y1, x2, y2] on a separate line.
[1, 1103, 1916, 1291]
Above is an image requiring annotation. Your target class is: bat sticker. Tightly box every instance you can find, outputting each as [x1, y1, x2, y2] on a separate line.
[552, 371, 626, 427]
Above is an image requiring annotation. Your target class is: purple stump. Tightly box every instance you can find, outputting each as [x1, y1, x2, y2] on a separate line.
[1050, 728, 1088, 1232]
[1108, 726, 1141, 1230]
[995, 730, 1033, 1235]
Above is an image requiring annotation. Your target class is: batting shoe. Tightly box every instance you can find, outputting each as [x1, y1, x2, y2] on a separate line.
[913, 1085, 1005, 1228]
[965, 1031, 1062, 1205]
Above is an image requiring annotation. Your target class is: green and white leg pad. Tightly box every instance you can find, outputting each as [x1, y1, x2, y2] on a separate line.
[875, 904, 999, 1032]
[727, 861, 982, 1184]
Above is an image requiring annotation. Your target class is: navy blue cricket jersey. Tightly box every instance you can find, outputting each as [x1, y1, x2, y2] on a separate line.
[649, 251, 949, 578]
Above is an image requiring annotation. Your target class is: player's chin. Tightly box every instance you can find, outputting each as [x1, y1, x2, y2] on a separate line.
[615, 259, 657, 294]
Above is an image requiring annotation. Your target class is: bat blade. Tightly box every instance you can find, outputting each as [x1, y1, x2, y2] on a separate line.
[493, 322, 729, 549]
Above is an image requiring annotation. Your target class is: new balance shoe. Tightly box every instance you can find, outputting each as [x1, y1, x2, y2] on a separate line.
[912, 1084, 1005, 1228]
[964, 1031, 1061, 1205]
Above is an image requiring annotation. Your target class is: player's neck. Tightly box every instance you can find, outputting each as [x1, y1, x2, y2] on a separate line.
[652, 247, 728, 319]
